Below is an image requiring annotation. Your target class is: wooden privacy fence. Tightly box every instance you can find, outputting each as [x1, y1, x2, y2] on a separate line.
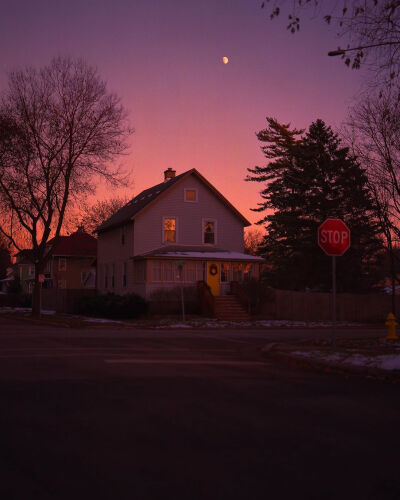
[258, 289, 399, 323]
[42, 289, 96, 314]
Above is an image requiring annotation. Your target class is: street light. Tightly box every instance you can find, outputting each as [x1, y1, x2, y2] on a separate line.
[328, 41, 400, 57]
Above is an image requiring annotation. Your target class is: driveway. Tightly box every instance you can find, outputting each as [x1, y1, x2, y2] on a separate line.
[0, 316, 398, 499]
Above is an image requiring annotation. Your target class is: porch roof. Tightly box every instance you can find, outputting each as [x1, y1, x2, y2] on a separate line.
[135, 246, 264, 262]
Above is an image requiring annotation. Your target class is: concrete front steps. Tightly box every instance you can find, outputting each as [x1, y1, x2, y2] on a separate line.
[214, 295, 251, 322]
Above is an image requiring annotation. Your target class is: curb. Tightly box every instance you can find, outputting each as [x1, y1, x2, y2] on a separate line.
[261, 343, 400, 383]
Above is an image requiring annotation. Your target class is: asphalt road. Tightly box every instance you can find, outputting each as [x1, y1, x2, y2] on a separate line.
[0, 316, 399, 500]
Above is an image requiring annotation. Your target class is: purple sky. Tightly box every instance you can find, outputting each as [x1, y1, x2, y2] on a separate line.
[0, 0, 365, 225]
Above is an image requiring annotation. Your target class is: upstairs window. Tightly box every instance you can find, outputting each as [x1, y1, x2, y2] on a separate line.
[203, 220, 216, 245]
[184, 189, 197, 202]
[163, 217, 176, 243]
[58, 257, 67, 271]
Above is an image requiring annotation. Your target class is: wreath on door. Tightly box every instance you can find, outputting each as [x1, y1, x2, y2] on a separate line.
[209, 264, 218, 276]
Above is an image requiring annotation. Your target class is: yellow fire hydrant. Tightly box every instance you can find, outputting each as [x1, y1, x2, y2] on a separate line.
[385, 313, 399, 340]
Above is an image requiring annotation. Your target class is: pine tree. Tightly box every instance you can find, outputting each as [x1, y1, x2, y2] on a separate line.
[246, 118, 384, 292]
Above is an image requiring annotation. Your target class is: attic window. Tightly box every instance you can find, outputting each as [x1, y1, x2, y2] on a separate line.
[184, 189, 197, 202]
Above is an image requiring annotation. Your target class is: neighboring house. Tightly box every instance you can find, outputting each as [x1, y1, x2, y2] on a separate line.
[15, 250, 36, 293]
[96, 168, 263, 298]
[15, 228, 97, 292]
[0, 266, 15, 293]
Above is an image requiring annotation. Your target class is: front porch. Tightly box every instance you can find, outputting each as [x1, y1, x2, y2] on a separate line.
[132, 247, 264, 299]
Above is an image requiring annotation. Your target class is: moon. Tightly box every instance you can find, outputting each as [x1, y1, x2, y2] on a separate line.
[222, 56, 229, 65]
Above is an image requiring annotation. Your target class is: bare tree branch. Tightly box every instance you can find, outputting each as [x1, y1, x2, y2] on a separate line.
[0, 56, 133, 315]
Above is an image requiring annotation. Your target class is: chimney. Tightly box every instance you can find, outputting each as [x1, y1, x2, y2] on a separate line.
[164, 167, 176, 182]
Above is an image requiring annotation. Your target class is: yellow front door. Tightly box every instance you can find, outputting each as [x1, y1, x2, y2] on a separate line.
[207, 261, 220, 296]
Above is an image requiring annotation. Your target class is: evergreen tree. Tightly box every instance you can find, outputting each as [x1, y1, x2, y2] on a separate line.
[246, 118, 384, 292]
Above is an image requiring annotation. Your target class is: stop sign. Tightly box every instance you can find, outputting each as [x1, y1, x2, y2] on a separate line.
[318, 218, 350, 256]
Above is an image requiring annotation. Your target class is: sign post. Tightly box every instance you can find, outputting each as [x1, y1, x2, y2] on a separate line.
[318, 219, 351, 351]
[176, 260, 187, 322]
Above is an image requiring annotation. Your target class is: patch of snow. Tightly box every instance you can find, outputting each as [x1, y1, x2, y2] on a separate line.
[0, 307, 56, 315]
[292, 350, 400, 371]
[375, 355, 400, 370]
[83, 317, 123, 324]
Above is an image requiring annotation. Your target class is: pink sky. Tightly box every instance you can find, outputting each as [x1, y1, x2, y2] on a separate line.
[0, 0, 365, 225]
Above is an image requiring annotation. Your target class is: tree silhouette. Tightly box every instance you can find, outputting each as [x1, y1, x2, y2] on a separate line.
[261, 1, 400, 85]
[0, 57, 132, 315]
[247, 118, 384, 291]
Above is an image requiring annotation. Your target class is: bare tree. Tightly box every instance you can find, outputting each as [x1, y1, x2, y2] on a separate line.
[0, 57, 132, 316]
[346, 91, 400, 310]
[79, 196, 129, 235]
[244, 227, 264, 255]
[262, 1, 400, 85]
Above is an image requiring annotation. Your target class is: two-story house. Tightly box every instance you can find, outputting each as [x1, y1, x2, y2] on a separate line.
[96, 168, 263, 298]
[15, 228, 97, 292]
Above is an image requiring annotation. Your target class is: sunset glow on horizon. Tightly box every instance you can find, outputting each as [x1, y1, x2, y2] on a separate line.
[0, 0, 365, 226]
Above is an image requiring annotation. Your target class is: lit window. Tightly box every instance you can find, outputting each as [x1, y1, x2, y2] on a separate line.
[232, 263, 243, 282]
[163, 217, 176, 243]
[203, 220, 215, 244]
[184, 189, 197, 202]
[59, 257, 67, 271]
[243, 264, 253, 281]
[221, 263, 230, 282]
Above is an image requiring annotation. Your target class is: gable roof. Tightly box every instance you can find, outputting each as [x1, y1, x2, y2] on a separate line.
[96, 168, 250, 233]
[15, 249, 35, 264]
[47, 230, 97, 257]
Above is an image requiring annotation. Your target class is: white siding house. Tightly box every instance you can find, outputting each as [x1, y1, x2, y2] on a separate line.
[96, 168, 263, 298]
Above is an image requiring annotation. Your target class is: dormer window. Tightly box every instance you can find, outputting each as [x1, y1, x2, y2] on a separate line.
[163, 217, 176, 243]
[184, 189, 197, 202]
[203, 219, 216, 245]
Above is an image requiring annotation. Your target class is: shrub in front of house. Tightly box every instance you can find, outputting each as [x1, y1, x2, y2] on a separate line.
[148, 286, 200, 315]
[77, 292, 147, 319]
[238, 279, 275, 314]
[0, 292, 32, 308]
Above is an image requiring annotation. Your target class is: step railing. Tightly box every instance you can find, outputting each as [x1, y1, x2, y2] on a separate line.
[197, 280, 215, 316]
[230, 281, 251, 315]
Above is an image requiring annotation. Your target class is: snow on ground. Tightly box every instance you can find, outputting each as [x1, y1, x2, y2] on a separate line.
[154, 319, 362, 329]
[293, 350, 400, 371]
[0, 307, 56, 315]
[0, 307, 363, 329]
[82, 317, 123, 324]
